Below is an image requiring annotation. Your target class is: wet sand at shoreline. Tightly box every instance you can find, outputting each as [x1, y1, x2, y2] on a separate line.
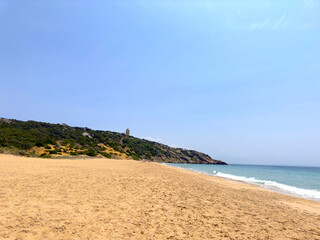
[0, 154, 319, 239]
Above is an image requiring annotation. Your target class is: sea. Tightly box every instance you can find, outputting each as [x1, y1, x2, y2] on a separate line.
[165, 163, 320, 201]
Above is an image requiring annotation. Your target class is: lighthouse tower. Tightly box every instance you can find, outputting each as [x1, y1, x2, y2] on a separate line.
[126, 128, 130, 136]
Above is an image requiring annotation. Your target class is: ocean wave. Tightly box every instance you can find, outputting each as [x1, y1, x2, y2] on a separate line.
[213, 171, 320, 200]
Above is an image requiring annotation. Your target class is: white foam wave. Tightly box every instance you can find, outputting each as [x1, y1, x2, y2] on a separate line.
[214, 171, 320, 200]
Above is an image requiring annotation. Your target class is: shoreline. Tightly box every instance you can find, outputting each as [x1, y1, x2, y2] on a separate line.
[1, 154, 319, 239]
[160, 162, 320, 215]
[162, 163, 320, 202]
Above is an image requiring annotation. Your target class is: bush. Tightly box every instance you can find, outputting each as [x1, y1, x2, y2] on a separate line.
[45, 139, 55, 145]
[70, 152, 79, 156]
[45, 145, 51, 149]
[36, 142, 44, 147]
[40, 153, 51, 158]
[49, 150, 57, 154]
[85, 148, 97, 157]
[19, 150, 26, 156]
[145, 152, 152, 159]
[129, 152, 140, 158]
[131, 155, 139, 160]
[101, 152, 111, 158]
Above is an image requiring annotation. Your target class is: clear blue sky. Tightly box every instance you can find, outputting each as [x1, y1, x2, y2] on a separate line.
[1, 0, 320, 166]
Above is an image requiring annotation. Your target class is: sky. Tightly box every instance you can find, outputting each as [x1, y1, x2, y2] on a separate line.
[1, 0, 320, 166]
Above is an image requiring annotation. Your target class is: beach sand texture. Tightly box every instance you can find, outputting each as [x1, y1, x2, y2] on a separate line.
[0, 154, 319, 240]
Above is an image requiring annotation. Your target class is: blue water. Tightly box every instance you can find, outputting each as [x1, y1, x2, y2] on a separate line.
[165, 164, 320, 201]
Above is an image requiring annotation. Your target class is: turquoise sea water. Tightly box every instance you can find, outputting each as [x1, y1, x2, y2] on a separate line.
[165, 164, 320, 201]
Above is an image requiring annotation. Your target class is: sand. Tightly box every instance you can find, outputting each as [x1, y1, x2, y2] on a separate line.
[0, 154, 319, 240]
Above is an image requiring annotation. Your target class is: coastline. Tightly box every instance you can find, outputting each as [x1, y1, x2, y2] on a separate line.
[1, 154, 319, 239]
[162, 163, 320, 202]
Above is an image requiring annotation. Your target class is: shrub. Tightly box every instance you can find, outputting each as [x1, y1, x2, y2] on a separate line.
[49, 150, 57, 154]
[113, 146, 120, 152]
[36, 142, 44, 147]
[40, 153, 51, 158]
[131, 155, 139, 160]
[45, 139, 55, 145]
[19, 150, 26, 156]
[85, 148, 97, 157]
[128, 152, 140, 160]
[146, 152, 152, 159]
[45, 145, 51, 149]
[101, 152, 111, 158]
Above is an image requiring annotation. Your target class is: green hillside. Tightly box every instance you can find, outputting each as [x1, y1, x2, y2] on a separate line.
[0, 118, 226, 164]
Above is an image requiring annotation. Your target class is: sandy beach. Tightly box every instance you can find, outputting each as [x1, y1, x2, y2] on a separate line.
[0, 154, 319, 240]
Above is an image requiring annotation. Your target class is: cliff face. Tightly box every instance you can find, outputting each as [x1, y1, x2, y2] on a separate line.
[0, 118, 227, 165]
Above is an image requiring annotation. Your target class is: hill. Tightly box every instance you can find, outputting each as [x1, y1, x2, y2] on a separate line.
[0, 118, 226, 164]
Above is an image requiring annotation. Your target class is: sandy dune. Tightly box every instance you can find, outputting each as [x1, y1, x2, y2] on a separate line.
[0, 154, 319, 239]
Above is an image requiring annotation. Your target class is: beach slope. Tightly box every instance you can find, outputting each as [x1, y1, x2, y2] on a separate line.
[0, 154, 319, 239]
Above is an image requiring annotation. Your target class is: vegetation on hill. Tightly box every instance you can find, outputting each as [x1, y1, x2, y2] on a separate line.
[0, 118, 226, 164]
